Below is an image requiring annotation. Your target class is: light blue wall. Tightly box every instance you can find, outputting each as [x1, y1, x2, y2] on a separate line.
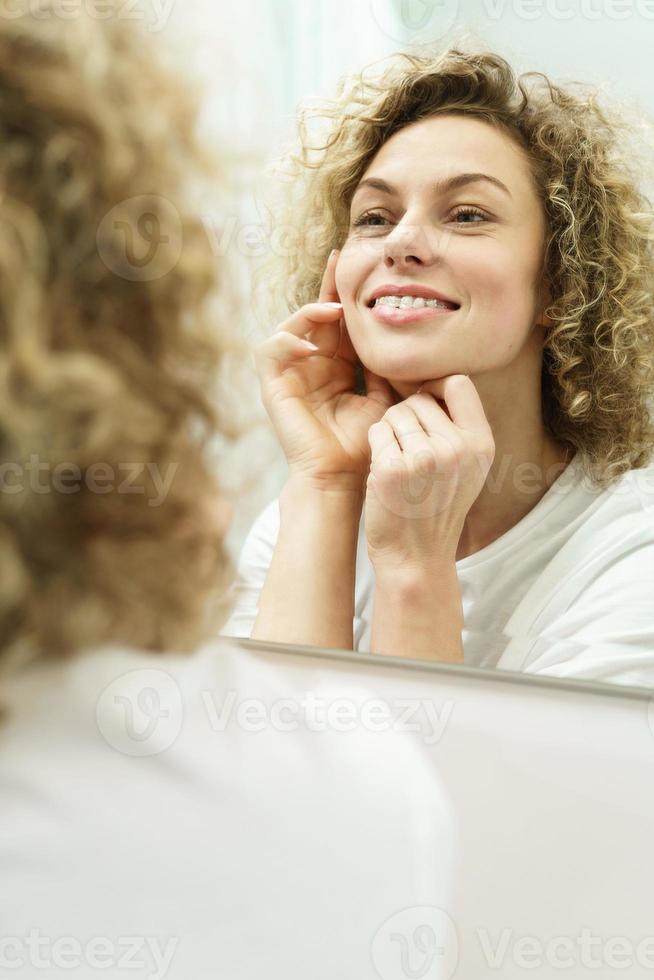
[160, 0, 654, 151]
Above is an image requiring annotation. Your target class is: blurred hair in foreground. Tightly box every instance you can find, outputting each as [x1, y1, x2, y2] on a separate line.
[0, 0, 245, 672]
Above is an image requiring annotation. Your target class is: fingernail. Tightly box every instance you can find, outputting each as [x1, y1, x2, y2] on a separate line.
[329, 249, 339, 259]
[323, 302, 342, 308]
[299, 340, 319, 351]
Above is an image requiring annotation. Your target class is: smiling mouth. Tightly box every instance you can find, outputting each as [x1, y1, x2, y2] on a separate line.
[367, 295, 459, 311]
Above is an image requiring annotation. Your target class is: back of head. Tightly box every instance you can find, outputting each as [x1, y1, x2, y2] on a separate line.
[0, 2, 237, 672]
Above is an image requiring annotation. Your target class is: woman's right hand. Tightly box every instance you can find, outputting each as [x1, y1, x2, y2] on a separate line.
[254, 250, 396, 493]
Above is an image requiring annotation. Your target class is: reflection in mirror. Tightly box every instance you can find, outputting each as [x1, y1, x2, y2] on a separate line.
[222, 30, 654, 691]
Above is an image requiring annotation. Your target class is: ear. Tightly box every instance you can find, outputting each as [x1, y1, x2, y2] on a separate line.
[534, 277, 555, 332]
[535, 264, 557, 329]
[534, 308, 553, 350]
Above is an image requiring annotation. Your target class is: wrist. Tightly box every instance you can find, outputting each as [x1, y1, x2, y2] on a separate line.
[281, 474, 365, 513]
[370, 559, 464, 664]
[373, 557, 461, 602]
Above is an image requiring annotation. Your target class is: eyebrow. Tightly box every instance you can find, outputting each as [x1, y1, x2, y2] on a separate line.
[352, 172, 513, 201]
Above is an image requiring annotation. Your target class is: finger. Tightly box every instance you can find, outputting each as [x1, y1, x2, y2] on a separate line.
[274, 302, 343, 341]
[304, 310, 349, 360]
[418, 375, 490, 433]
[402, 392, 457, 439]
[306, 316, 356, 364]
[318, 249, 340, 304]
[254, 330, 320, 388]
[380, 402, 434, 453]
[406, 392, 494, 484]
[325, 250, 355, 361]
[368, 419, 402, 465]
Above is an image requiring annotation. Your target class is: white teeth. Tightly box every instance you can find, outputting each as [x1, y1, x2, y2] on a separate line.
[374, 294, 453, 309]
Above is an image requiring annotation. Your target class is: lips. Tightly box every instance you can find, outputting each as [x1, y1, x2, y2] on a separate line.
[366, 283, 460, 309]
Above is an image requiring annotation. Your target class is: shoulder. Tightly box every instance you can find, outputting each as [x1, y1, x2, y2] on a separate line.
[596, 456, 654, 510]
[505, 458, 654, 636]
[568, 461, 653, 589]
[575, 458, 654, 555]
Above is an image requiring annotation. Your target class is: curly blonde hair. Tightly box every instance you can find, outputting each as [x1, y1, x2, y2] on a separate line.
[272, 46, 654, 488]
[0, 3, 243, 672]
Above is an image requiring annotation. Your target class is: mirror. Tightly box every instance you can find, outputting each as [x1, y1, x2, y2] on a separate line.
[203, 1, 654, 691]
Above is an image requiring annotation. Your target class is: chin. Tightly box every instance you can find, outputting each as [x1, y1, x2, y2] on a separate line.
[385, 379, 424, 400]
[382, 365, 436, 386]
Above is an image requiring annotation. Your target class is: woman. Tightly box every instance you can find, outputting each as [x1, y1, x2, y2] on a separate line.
[223, 48, 654, 685]
[0, 6, 452, 969]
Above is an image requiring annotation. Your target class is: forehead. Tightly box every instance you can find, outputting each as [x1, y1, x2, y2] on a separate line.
[360, 114, 537, 202]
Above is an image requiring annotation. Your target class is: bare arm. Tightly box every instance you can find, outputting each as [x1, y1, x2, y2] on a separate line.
[249, 251, 394, 648]
[370, 563, 464, 663]
[251, 477, 364, 650]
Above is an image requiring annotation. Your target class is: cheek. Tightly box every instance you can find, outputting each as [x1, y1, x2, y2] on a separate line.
[334, 254, 370, 351]
[465, 242, 538, 314]
[462, 243, 511, 292]
[334, 264, 358, 306]
[458, 242, 542, 363]
[335, 238, 378, 302]
[333, 263, 348, 301]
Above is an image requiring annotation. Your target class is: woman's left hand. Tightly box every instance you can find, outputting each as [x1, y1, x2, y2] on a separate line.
[364, 375, 496, 572]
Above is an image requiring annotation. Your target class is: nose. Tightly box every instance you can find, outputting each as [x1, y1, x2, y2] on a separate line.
[382, 217, 439, 270]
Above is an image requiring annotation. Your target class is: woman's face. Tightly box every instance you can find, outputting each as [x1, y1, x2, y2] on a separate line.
[335, 113, 549, 398]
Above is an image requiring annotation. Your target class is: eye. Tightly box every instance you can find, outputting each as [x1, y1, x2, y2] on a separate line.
[450, 206, 488, 225]
[351, 210, 392, 229]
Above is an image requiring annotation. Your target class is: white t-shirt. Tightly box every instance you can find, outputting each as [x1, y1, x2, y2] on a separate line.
[221, 454, 654, 688]
[0, 638, 454, 979]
